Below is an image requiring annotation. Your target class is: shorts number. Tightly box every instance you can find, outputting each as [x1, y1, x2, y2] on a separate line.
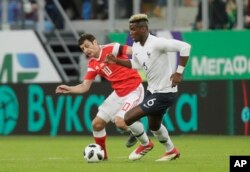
[143, 98, 156, 108]
[147, 98, 156, 106]
[122, 102, 131, 111]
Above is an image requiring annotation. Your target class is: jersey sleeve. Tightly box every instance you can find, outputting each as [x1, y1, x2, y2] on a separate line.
[130, 46, 141, 69]
[111, 43, 120, 57]
[84, 62, 97, 80]
[118, 45, 129, 56]
[112, 43, 130, 60]
[157, 38, 191, 56]
[115, 44, 131, 60]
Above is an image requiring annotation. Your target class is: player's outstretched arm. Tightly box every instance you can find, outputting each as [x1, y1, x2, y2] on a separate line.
[55, 80, 93, 94]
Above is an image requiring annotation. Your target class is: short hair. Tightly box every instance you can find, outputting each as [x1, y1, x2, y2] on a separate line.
[129, 14, 148, 23]
[78, 33, 96, 46]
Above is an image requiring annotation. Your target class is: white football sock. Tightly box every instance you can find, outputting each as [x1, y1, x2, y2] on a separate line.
[128, 121, 149, 146]
[93, 128, 106, 137]
[151, 124, 174, 151]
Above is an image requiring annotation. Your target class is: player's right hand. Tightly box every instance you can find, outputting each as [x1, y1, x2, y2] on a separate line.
[55, 85, 71, 94]
[170, 73, 182, 87]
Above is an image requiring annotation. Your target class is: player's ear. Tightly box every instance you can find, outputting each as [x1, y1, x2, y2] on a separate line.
[93, 40, 98, 46]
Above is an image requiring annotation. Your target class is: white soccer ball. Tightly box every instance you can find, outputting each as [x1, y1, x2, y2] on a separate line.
[83, 143, 104, 163]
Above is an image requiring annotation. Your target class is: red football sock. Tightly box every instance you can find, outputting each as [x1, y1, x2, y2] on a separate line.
[94, 136, 107, 159]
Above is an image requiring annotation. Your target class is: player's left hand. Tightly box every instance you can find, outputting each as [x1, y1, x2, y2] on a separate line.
[104, 54, 117, 64]
[55, 85, 71, 93]
[170, 73, 183, 87]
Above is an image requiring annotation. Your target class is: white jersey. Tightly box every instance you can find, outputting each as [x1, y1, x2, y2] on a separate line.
[131, 34, 191, 93]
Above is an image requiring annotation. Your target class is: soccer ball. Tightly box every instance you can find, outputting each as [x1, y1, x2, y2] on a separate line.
[83, 143, 104, 163]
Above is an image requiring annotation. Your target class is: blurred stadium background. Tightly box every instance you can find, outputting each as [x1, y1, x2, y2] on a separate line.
[0, 0, 250, 171]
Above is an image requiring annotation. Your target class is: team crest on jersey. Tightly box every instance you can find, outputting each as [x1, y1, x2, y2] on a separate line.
[147, 51, 151, 58]
[100, 63, 105, 68]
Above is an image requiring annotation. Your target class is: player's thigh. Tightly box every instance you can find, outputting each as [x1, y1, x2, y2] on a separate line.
[116, 84, 144, 119]
[124, 105, 145, 125]
[98, 91, 122, 122]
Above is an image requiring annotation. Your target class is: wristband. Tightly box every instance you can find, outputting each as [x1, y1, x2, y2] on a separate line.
[176, 65, 185, 74]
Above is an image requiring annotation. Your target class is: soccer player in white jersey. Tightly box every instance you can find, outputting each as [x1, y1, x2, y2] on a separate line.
[55, 33, 150, 160]
[106, 14, 191, 161]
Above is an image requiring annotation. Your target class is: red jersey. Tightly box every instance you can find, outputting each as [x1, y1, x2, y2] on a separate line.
[84, 43, 142, 97]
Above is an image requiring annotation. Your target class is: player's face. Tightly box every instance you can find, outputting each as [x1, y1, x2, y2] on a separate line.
[80, 40, 100, 58]
[129, 23, 143, 42]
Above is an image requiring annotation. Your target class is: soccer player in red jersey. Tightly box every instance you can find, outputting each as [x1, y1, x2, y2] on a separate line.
[56, 33, 149, 160]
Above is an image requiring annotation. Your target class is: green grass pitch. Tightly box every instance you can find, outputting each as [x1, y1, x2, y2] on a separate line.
[0, 135, 249, 172]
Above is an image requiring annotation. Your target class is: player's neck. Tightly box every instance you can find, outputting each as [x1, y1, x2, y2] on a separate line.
[95, 47, 101, 58]
[140, 33, 149, 46]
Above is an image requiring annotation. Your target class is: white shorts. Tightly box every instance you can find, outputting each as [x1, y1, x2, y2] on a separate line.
[97, 84, 144, 123]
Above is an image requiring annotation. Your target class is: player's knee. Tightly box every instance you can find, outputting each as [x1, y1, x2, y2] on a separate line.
[125, 106, 144, 126]
[114, 117, 126, 129]
[92, 118, 105, 131]
[149, 123, 161, 131]
[124, 114, 132, 126]
[149, 125, 160, 131]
